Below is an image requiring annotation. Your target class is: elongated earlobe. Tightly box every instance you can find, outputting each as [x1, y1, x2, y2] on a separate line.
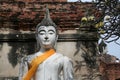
[35, 34, 40, 51]
[54, 35, 58, 50]
[56, 35, 58, 41]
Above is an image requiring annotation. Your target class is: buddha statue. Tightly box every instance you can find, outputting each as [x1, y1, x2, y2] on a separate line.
[19, 7, 74, 80]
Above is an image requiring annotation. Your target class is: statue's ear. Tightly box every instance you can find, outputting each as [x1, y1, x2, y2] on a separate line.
[54, 35, 58, 50]
[56, 35, 58, 41]
[35, 33, 38, 44]
[35, 33, 40, 51]
[35, 32, 38, 39]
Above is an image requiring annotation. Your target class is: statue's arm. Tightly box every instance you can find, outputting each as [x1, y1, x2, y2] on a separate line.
[63, 56, 74, 80]
[19, 57, 29, 80]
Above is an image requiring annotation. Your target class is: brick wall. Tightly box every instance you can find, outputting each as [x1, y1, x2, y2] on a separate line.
[100, 60, 120, 80]
[0, 0, 67, 2]
[0, 1, 95, 31]
[0, 1, 101, 80]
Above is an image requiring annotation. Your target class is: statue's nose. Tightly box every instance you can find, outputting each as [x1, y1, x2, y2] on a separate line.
[45, 36, 48, 40]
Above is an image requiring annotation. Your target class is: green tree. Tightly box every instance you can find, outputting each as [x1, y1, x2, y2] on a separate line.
[95, 0, 120, 44]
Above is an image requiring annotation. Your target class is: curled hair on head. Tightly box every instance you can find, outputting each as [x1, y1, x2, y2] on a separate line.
[36, 5, 58, 34]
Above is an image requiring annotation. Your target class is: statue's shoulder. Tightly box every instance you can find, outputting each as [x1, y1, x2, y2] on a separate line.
[21, 53, 36, 63]
[55, 53, 73, 64]
[56, 53, 72, 61]
[55, 52, 64, 57]
[55, 53, 71, 60]
[27, 53, 36, 58]
[55, 52, 70, 59]
[63, 56, 73, 64]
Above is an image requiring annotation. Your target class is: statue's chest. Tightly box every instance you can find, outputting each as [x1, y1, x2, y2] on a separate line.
[26, 53, 63, 72]
[37, 54, 63, 72]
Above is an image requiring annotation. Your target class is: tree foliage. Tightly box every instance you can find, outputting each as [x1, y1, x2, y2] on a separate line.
[95, 0, 120, 44]
[79, 0, 120, 44]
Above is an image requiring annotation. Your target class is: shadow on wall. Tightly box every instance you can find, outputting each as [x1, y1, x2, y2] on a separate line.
[74, 41, 98, 71]
[0, 42, 3, 52]
[0, 77, 18, 80]
[7, 42, 36, 67]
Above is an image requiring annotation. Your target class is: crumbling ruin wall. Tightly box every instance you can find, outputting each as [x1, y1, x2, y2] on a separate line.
[0, 1, 100, 80]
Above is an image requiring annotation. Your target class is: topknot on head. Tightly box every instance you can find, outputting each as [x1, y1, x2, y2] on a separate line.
[36, 5, 57, 32]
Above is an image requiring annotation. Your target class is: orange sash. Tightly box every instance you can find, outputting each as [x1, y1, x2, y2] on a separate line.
[23, 49, 55, 80]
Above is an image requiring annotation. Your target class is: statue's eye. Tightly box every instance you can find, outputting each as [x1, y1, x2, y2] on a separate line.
[49, 32, 54, 35]
[39, 32, 44, 35]
[39, 31, 45, 35]
[49, 30, 55, 35]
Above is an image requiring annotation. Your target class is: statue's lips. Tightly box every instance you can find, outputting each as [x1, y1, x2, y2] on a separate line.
[43, 40, 51, 45]
[43, 40, 50, 43]
[44, 40, 50, 42]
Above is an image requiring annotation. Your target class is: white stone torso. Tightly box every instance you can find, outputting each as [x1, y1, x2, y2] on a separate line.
[19, 52, 73, 80]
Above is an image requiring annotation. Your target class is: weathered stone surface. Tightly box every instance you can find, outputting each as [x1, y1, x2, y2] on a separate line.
[0, 77, 18, 80]
[0, 33, 98, 42]
[0, 1, 101, 80]
[0, 1, 97, 31]
[99, 60, 120, 80]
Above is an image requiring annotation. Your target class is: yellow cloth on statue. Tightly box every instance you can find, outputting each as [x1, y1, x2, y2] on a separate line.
[23, 49, 55, 80]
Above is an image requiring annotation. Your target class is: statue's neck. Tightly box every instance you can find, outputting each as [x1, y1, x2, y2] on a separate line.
[39, 48, 52, 53]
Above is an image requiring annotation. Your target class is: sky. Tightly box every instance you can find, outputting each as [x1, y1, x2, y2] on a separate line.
[68, 0, 120, 59]
[106, 40, 120, 59]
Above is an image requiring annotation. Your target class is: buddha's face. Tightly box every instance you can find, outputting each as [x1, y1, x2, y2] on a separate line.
[36, 26, 58, 49]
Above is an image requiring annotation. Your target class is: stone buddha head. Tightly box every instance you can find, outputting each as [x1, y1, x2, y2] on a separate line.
[36, 7, 58, 50]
